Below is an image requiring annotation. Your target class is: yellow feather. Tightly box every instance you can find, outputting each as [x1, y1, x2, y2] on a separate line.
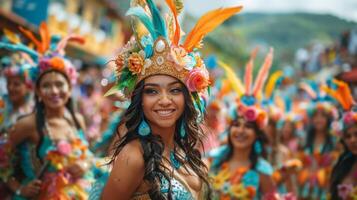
[183, 6, 243, 52]
[218, 60, 244, 97]
[265, 71, 283, 99]
[3, 29, 20, 44]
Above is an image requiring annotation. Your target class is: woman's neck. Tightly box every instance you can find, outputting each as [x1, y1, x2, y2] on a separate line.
[12, 98, 26, 111]
[151, 125, 175, 151]
[230, 147, 251, 168]
[314, 130, 327, 146]
[45, 106, 66, 119]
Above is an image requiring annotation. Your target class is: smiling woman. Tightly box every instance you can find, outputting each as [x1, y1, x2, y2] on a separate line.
[0, 23, 102, 199]
[88, 0, 243, 199]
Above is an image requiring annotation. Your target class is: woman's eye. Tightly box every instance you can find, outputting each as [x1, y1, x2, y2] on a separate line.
[170, 88, 182, 94]
[144, 88, 158, 95]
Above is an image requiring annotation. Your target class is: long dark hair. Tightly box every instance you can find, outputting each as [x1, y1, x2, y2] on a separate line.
[35, 70, 81, 160]
[109, 79, 212, 200]
[330, 125, 356, 200]
[211, 117, 268, 171]
[304, 109, 334, 154]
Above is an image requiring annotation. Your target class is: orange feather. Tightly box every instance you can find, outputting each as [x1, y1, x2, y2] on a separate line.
[183, 6, 243, 52]
[39, 22, 50, 54]
[19, 26, 42, 53]
[165, 0, 180, 45]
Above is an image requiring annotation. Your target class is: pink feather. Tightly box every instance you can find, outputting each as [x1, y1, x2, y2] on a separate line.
[300, 83, 317, 99]
[56, 35, 85, 55]
[244, 47, 259, 95]
[252, 48, 274, 96]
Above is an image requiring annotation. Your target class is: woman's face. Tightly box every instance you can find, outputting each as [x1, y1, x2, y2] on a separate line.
[343, 125, 357, 155]
[142, 75, 185, 131]
[229, 118, 257, 150]
[281, 121, 294, 141]
[6, 75, 28, 103]
[312, 109, 329, 132]
[36, 72, 71, 109]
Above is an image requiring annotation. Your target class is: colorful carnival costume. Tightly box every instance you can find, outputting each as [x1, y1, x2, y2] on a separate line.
[0, 23, 104, 199]
[296, 80, 340, 200]
[209, 145, 275, 200]
[0, 51, 34, 133]
[88, 0, 242, 199]
[322, 79, 357, 200]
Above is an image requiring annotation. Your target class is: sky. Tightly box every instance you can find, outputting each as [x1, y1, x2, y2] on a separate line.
[184, 0, 357, 22]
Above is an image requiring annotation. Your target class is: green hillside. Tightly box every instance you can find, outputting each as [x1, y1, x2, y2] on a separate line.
[201, 12, 357, 69]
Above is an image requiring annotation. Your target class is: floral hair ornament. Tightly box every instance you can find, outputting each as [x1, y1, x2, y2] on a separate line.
[0, 23, 85, 85]
[321, 79, 356, 129]
[218, 47, 274, 128]
[105, 0, 243, 113]
[0, 29, 36, 86]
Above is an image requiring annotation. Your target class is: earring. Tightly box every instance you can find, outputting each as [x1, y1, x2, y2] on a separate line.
[254, 140, 262, 154]
[138, 118, 151, 136]
[180, 122, 186, 138]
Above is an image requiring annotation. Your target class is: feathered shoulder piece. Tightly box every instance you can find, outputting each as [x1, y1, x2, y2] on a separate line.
[107, 0, 242, 112]
[0, 22, 84, 84]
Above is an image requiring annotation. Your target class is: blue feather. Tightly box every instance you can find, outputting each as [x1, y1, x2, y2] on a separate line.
[146, 0, 167, 39]
[126, 7, 157, 39]
[0, 42, 38, 61]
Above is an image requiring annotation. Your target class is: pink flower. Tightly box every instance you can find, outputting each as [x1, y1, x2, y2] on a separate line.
[338, 184, 353, 200]
[244, 107, 257, 122]
[185, 67, 210, 92]
[57, 140, 72, 156]
[343, 112, 353, 124]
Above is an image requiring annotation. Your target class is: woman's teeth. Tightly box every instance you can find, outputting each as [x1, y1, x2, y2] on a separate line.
[156, 109, 175, 117]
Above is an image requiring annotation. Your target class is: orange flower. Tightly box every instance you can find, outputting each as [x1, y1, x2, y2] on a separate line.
[49, 57, 65, 71]
[128, 53, 144, 75]
[246, 186, 257, 198]
[115, 54, 125, 75]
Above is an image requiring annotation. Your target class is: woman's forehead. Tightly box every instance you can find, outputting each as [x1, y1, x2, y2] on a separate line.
[144, 75, 181, 86]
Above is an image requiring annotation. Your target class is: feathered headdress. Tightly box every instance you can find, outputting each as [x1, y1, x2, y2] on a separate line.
[0, 23, 84, 85]
[218, 48, 274, 128]
[299, 80, 338, 118]
[322, 79, 356, 128]
[106, 0, 242, 113]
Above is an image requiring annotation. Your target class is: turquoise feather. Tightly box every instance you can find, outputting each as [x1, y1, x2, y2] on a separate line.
[0, 42, 38, 61]
[146, 0, 167, 39]
[126, 7, 157, 39]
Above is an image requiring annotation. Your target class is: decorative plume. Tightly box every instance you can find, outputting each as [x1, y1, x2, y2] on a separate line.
[39, 22, 50, 54]
[300, 82, 317, 99]
[18, 26, 42, 53]
[126, 7, 157, 39]
[252, 48, 274, 96]
[56, 34, 85, 55]
[322, 79, 355, 111]
[0, 42, 38, 60]
[146, 0, 167, 39]
[218, 60, 244, 97]
[165, 0, 180, 45]
[183, 6, 243, 52]
[244, 47, 259, 95]
[3, 29, 20, 44]
[265, 70, 283, 99]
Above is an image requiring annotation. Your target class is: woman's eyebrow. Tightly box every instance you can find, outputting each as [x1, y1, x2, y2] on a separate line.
[144, 81, 181, 88]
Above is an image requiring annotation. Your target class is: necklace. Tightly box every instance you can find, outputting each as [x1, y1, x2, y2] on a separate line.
[170, 150, 181, 170]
